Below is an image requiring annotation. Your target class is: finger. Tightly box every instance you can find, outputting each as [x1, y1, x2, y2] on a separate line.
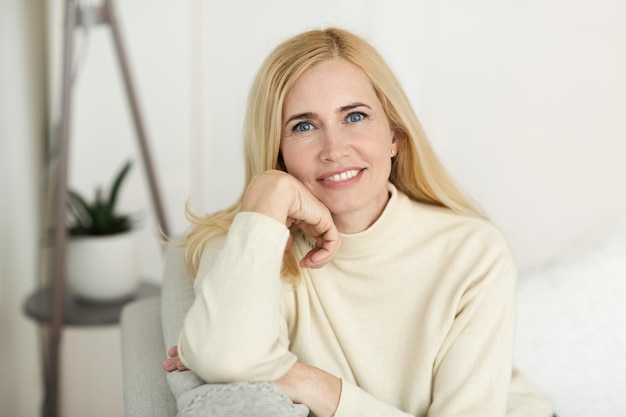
[163, 356, 189, 372]
[163, 358, 176, 372]
[168, 345, 178, 358]
[298, 223, 341, 269]
[285, 232, 295, 252]
[300, 214, 341, 268]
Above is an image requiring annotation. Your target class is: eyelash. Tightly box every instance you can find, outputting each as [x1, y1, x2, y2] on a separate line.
[291, 111, 368, 133]
[293, 121, 315, 133]
[346, 111, 367, 123]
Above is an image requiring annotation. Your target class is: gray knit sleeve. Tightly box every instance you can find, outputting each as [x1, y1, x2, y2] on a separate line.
[177, 382, 309, 417]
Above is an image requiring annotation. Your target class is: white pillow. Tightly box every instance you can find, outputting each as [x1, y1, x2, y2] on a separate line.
[514, 218, 626, 417]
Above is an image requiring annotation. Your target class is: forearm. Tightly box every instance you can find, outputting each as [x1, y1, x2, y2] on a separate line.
[276, 362, 341, 417]
[178, 213, 295, 382]
[276, 364, 418, 417]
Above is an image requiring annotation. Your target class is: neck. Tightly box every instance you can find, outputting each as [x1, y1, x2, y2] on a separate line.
[332, 190, 391, 234]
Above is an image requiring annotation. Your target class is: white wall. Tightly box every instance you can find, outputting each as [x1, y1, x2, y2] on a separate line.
[0, 1, 46, 416]
[3, 0, 625, 415]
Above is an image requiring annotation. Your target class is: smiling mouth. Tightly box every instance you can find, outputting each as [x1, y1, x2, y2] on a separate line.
[323, 169, 362, 183]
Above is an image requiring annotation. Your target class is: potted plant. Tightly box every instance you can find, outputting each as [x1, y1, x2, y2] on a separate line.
[66, 160, 140, 303]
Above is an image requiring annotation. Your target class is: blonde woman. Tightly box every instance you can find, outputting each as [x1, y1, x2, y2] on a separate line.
[164, 27, 554, 417]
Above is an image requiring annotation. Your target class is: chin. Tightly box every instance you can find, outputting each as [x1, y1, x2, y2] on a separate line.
[323, 198, 364, 217]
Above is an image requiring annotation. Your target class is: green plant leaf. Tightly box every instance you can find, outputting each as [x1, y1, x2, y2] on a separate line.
[68, 190, 94, 232]
[107, 160, 132, 217]
[66, 160, 134, 236]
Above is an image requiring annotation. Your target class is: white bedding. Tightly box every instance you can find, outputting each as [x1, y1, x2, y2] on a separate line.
[514, 218, 626, 416]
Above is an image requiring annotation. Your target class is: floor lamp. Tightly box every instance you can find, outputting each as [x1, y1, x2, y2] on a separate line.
[45, 1, 170, 416]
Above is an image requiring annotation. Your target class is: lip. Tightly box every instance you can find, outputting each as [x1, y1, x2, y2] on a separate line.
[317, 167, 365, 189]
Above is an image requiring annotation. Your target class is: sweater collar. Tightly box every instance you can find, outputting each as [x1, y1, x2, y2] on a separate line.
[333, 182, 408, 259]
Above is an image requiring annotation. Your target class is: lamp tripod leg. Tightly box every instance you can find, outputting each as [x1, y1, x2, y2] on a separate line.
[104, 0, 171, 238]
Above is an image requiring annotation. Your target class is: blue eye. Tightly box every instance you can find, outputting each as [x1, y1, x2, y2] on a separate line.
[294, 122, 314, 132]
[347, 112, 365, 123]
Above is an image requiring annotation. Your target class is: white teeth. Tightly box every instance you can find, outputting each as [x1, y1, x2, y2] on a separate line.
[326, 169, 360, 182]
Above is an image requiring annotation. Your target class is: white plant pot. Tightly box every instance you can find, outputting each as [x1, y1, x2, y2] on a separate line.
[66, 232, 140, 303]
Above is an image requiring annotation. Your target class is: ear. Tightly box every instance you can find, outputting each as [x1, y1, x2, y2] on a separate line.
[390, 130, 399, 155]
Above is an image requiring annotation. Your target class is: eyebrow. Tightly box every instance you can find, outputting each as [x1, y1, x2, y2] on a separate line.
[340, 102, 371, 113]
[284, 112, 315, 126]
[283, 102, 372, 127]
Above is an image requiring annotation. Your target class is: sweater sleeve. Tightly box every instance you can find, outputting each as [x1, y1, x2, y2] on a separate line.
[334, 381, 413, 417]
[427, 249, 516, 417]
[177, 212, 298, 383]
[333, 236, 517, 417]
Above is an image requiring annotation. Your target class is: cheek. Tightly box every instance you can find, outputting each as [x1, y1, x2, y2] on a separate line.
[280, 145, 309, 178]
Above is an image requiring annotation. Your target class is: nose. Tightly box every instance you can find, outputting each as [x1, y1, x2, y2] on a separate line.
[319, 126, 349, 162]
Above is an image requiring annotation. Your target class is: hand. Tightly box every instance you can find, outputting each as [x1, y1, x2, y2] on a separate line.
[241, 170, 341, 268]
[276, 361, 341, 417]
[162, 345, 188, 372]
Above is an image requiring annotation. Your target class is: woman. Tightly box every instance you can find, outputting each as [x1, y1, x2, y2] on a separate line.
[164, 27, 553, 416]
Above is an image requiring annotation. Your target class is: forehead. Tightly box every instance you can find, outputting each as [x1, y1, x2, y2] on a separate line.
[282, 58, 377, 114]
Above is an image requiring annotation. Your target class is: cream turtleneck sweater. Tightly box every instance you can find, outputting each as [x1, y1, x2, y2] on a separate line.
[179, 184, 553, 417]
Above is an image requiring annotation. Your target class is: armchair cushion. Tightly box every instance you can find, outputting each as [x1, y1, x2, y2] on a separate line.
[160, 246, 205, 398]
[121, 297, 177, 417]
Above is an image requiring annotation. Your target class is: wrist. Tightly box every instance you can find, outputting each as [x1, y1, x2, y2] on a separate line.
[277, 362, 341, 417]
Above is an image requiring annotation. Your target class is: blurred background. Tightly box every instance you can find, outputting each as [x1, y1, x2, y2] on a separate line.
[2, 0, 625, 416]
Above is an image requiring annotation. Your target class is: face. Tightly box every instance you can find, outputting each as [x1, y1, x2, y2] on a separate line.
[280, 58, 397, 233]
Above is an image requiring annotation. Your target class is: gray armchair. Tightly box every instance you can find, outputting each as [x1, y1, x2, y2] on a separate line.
[121, 296, 177, 417]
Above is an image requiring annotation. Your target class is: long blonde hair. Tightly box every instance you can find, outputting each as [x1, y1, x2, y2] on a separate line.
[185, 27, 483, 279]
